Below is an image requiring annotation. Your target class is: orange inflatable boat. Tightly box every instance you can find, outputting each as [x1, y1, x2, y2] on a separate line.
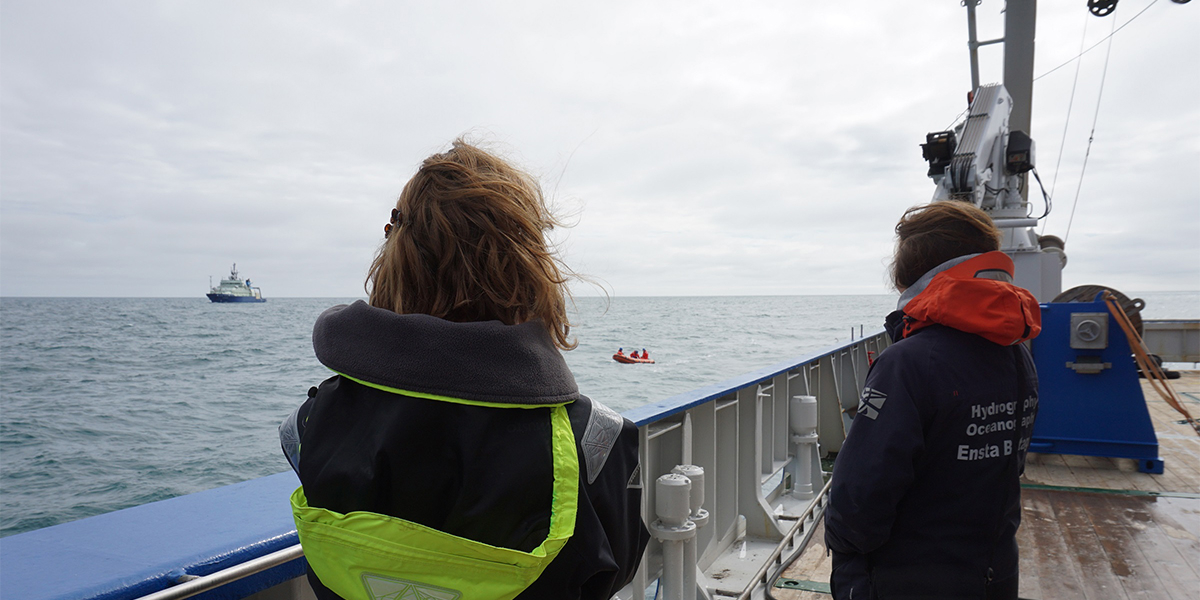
[613, 353, 655, 364]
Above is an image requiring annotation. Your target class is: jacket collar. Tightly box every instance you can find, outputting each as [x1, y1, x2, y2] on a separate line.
[897, 251, 1041, 346]
[896, 253, 979, 312]
[312, 300, 579, 405]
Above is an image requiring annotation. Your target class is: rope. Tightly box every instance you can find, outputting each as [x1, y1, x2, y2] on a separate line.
[1064, 14, 1119, 244]
[1103, 292, 1200, 436]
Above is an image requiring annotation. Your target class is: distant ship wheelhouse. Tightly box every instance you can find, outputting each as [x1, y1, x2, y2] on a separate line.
[207, 264, 265, 303]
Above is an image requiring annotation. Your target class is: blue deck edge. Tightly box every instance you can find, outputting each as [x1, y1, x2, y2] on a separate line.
[0, 331, 885, 600]
[0, 472, 305, 600]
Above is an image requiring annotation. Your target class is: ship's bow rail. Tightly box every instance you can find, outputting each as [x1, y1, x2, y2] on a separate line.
[620, 331, 889, 599]
[0, 331, 891, 600]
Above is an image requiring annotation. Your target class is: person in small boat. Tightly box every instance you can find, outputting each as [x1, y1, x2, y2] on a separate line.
[641, 348, 648, 360]
[630, 350, 640, 359]
[280, 139, 649, 600]
[824, 201, 1041, 600]
[616, 347, 625, 356]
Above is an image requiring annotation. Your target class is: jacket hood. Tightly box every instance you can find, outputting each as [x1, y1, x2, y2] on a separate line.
[312, 300, 579, 405]
[896, 251, 1041, 346]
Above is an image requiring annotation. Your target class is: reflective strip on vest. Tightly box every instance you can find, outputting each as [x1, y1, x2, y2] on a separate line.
[291, 404, 579, 600]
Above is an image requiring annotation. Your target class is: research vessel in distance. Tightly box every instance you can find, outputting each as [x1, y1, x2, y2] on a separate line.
[207, 264, 265, 303]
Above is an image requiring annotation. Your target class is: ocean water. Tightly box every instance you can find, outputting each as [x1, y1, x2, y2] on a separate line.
[2, 292, 1197, 537]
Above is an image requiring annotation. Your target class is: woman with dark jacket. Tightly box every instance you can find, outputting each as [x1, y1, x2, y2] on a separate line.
[825, 201, 1041, 599]
[280, 140, 649, 600]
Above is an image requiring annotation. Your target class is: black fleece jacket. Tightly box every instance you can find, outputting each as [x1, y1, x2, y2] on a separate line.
[281, 301, 649, 600]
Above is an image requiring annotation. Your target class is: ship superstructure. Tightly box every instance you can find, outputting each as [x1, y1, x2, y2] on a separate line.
[207, 264, 266, 303]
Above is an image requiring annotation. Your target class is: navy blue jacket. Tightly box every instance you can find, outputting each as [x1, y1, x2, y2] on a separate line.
[824, 253, 1040, 599]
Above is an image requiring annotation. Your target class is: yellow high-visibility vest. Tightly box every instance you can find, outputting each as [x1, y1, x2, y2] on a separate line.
[291, 390, 578, 600]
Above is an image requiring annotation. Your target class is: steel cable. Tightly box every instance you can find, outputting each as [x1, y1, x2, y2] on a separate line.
[1064, 14, 1119, 243]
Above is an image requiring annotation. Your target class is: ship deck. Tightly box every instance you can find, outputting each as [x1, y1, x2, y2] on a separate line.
[773, 370, 1200, 600]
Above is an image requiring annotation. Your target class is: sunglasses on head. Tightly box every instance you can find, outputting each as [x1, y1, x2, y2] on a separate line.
[383, 208, 403, 237]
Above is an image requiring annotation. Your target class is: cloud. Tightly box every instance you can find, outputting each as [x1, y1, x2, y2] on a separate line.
[2, 0, 1196, 298]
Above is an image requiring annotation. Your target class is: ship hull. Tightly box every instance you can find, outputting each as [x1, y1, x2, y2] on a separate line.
[207, 294, 266, 303]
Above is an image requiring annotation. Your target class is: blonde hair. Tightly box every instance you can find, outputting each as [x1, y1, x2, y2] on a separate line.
[366, 139, 576, 350]
[890, 201, 1002, 290]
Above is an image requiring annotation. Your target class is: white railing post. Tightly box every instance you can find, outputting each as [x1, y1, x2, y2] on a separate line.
[652, 473, 696, 600]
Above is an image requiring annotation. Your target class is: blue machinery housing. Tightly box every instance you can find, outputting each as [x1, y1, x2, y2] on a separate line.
[1, 302, 1182, 600]
[1031, 299, 1164, 473]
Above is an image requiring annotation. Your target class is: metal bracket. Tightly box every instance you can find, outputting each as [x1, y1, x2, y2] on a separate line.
[1066, 359, 1112, 374]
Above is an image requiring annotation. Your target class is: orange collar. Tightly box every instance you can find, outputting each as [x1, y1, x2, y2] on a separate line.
[901, 252, 1041, 346]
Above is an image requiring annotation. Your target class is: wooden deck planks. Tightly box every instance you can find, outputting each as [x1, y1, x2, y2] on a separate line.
[1071, 492, 1156, 598]
[996, 489, 1200, 600]
[1024, 452, 1081, 488]
[1019, 490, 1092, 599]
[1114, 495, 1200, 599]
[774, 520, 833, 600]
[770, 373, 1200, 598]
[1083, 492, 1194, 600]
[1043, 489, 1131, 599]
[1013, 515, 1045, 600]
[1155, 434, 1200, 491]
[1063, 453, 1121, 490]
[1081, 455, 1154, 494]
[777, 491, 1200, 600]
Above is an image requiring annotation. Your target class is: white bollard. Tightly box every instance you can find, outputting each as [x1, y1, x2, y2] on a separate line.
[652, 473, 697, 600]
[671, 465, 704, 520]
[671, 465, 709, 600]
[789, 395, 820, 498]
[789, 395, 818, 437]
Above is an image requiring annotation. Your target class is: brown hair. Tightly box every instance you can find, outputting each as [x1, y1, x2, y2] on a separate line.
[890, 201, 1002, 290]
[366, 139, 576, 350]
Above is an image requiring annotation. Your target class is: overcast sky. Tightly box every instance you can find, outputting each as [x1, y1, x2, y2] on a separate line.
[2, 1, 1197, 298]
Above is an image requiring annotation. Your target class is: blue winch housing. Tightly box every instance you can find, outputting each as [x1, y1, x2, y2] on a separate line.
[1030, 299, 1164, 473]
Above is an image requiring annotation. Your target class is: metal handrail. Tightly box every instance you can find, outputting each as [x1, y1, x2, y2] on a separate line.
[625, 329, 887, 600]
[736, 476, 833, 600]
[134, 544, 304, 600]
[134, 329, 888, 600]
